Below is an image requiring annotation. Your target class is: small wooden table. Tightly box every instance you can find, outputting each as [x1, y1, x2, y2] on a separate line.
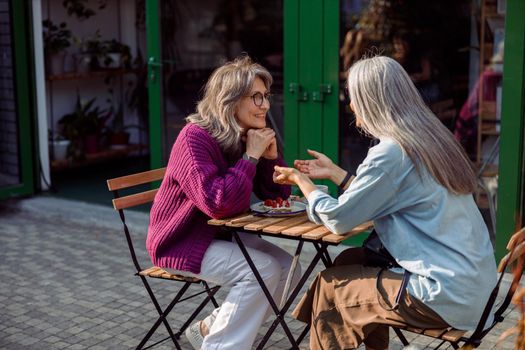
[208, 212, 372, 349]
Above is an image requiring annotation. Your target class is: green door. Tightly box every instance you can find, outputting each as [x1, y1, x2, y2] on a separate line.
[0, 0, 35, 200]
[284, 0, 339, 194]
[145, 0, 162, 170]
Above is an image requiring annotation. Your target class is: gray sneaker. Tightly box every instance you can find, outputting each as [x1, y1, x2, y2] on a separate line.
[184, 321, 204, 349]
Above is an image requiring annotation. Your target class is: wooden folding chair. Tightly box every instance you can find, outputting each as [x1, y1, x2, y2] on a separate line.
[391, 226, 525, 349]
[107, 167, 220, 350]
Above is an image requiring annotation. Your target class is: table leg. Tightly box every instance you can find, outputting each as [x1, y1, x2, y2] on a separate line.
[279, 240, 303, 309]
[232, 232, 299, 349]
[314, 242, 333, 267]
[256, 243, 329, 350]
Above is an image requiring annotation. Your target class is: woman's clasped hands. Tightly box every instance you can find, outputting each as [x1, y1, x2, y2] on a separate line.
[245, 128, 278, 160]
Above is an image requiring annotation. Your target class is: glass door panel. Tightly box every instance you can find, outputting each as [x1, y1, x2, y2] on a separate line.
[157, 0, 284, 163]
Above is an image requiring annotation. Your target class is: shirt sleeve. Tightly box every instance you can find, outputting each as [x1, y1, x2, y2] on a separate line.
[307, 162, 398, 234]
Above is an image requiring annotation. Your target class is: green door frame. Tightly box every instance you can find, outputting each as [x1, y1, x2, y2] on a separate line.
[145, 0, 163, 170]
[496, 0, 525, 261]
[0, 0, 36, 200]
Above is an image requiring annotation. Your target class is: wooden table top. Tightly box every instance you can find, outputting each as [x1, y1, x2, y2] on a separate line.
[208, 212, 373, 245]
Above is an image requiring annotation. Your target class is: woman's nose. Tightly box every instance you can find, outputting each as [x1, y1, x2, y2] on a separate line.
[261, 97, 270, 109]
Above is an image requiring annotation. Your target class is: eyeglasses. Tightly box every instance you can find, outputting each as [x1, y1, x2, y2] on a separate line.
[246, 92, 272, 107]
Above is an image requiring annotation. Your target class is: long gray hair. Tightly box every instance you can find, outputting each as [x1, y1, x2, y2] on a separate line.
[347, 56, 476, 194]
[186, 56, 273, 156]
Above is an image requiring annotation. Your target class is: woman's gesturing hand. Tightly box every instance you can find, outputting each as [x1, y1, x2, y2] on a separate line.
[294, 149, 336, 180]
[245, 128, 275, 159]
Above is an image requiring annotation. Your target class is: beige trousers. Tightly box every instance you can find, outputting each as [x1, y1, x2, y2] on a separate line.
[292, 248, 449, 350]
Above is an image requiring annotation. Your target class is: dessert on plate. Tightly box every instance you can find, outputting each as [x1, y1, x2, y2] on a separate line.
[262, 197, 292, 212]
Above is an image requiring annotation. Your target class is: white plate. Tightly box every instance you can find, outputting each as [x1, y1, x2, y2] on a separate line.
[250, 200, 307, 217]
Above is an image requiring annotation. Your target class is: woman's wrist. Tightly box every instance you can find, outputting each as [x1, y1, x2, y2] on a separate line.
[330, 166, 348, 186]
[296, 173, 316, 197]
[338, 172, 353, 190]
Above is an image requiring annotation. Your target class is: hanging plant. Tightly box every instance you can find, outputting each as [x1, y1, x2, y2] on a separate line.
[62, 0, 108, 21]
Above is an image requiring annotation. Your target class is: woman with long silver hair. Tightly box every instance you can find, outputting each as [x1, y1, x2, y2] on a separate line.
[274, 55, 497, 350]
[147, 55, 299, 350]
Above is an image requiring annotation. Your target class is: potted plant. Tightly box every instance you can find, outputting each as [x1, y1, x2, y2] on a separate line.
[102, 39, 132, 69]
[58, 93, 107, 158]
[76, 32, 131, 71]
[48, 130, 71, 162]
[43, 19, 71, 75]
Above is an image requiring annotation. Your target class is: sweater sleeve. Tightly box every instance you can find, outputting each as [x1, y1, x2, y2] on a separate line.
[253, 157, 291, 201]
[174, 130, 257, 219]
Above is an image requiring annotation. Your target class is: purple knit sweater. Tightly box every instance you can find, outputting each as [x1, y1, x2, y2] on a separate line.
[147, 123, 291, 274]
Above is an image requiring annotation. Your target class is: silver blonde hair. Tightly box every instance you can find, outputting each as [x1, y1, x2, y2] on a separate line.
[347, 56, 476, 194]
[186, 56, 272, 155]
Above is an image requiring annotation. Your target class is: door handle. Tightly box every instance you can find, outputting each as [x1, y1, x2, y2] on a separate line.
[289, 83, 308, 101]
[312, 84, 332, 102]
[148, 57, 162, 82]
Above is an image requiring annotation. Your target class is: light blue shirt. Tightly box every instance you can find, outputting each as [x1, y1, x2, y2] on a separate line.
[307, 137, 497, 330]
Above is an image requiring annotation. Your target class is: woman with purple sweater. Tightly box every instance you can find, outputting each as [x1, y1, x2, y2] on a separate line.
[146, 56, 298, 350]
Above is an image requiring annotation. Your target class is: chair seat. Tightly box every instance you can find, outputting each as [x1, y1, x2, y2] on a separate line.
[400, 325, 466, 342]
[138, 266, 201, 283]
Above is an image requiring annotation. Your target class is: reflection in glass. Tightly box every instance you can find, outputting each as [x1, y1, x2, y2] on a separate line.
[339, 0, 473, 170]
[338, 0, 503, 237]
[159, 0, 283, 162]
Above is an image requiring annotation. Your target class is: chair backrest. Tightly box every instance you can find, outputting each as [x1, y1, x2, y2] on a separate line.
[466, 226, 525, 346]
[106, 167, 166, 272]
[494, 227, 525, 317]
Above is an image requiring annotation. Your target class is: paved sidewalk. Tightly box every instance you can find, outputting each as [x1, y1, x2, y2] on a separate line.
[0, 195, 519, 349]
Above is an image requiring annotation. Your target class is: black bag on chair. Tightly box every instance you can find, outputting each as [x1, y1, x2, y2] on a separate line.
[362, 230, 400, 268]
[362, 230, 410, 310]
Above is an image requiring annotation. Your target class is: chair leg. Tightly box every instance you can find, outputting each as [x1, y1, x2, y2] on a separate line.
[393, 327, 409, 346]
[137, 277, 191, 350]
[176, 284, 221, 337]
[202, 280, 220, 308]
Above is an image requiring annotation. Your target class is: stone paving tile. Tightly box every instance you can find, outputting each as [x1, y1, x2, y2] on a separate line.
[0, 196, 522, 349]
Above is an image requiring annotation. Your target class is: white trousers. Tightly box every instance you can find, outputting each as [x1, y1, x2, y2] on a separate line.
[167, 233, 301, 350]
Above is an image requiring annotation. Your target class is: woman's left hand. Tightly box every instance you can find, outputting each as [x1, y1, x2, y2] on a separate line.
[274, 166, 317, 197]
[262, 137, 278, 160]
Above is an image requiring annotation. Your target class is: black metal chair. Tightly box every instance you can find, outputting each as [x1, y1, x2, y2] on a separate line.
[107, 167, 220, 350]
[392, 226, 525, 349]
